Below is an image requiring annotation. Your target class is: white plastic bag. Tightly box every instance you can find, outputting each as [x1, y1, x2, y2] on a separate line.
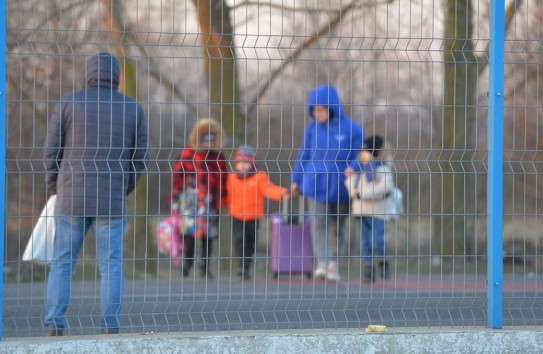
[388, 187, 404, 219]
[22, 195, 57, 263]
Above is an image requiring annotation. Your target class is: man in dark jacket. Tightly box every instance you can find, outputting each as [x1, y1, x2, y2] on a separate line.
[43, 52, 148, 336]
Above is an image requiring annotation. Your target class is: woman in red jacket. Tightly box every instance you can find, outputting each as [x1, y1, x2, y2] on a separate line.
[171, 118, 228, 279]
[225, 145, 289, 279]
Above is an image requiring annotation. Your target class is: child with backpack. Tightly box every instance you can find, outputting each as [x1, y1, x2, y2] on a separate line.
[344, 136, 397, 282]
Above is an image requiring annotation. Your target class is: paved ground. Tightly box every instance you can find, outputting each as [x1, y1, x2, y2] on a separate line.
[3, 272, 543, 338]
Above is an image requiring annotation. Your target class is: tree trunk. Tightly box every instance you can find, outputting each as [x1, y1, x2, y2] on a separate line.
[101, 0, 153, 275]
[435, 0, 478, 258]
[192, 0, 246, 142]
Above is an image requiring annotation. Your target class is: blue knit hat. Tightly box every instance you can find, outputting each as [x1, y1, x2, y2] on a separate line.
[235, 144, 256, 162]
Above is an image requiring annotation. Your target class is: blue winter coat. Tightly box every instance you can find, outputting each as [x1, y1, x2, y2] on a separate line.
[292, 85, 363, 203]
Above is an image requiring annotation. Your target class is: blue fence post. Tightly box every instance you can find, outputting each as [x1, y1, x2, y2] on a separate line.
[0, 0, 6, 340]
[487, 0, 505, 329]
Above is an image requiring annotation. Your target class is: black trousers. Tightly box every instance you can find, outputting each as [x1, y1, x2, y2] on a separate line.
[232, 218, 259, 270]
[183, 236, 213, 271]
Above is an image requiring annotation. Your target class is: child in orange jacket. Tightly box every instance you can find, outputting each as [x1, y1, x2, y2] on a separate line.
[225, 145, 289, 279]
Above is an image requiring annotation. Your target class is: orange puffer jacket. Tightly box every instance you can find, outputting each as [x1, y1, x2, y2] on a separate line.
[226, 171, 287, 221]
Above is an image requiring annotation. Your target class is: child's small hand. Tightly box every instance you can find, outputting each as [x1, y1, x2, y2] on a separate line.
[344, 166, 355, 177]
[290, 183, 300, 196]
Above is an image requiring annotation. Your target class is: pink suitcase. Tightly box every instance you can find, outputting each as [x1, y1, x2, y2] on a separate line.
[270, 199, 314, 279]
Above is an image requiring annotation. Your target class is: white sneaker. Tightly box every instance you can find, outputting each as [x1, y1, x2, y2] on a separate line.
[314, 262, 327, 280]
[326, 261, 341, 281]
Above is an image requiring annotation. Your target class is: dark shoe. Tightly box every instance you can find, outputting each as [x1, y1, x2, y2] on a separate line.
[241, 266, 251, 280]
[200, 267, 214, 280]
[181, 261, 193, 277]
[45, 327, 63, 336]
[363, 265, 375, 283]
[101, 328, 119, 334]
[379, 261, 390, 280]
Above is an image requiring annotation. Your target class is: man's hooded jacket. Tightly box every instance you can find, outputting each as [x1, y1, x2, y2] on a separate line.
[45, 52, 148, 216]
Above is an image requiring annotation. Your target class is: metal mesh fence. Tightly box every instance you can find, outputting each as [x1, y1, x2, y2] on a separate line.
[3, 0, 543, 338]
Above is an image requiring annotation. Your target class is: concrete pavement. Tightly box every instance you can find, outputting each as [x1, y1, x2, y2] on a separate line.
[3, 327, 543, 353]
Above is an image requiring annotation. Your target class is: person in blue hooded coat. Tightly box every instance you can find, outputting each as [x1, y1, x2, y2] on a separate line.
[290, 85, 363, 281]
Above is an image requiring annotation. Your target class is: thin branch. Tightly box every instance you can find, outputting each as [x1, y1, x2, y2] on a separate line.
[99, 0, 198, 117]
[127, 35, 198, 118]
[7, 77, 48, 127]
[504, 60, 539, 102]
[477, 0, 524, 75]
[246, 1, 360, 115]
[143, 53, 199, 118]
[8, 0, 89, 42]
[231, 0, 394, 12]
[233, 0, 394, 32]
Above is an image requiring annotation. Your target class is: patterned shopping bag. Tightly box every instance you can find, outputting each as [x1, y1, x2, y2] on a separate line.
[156, 212, 184, 266]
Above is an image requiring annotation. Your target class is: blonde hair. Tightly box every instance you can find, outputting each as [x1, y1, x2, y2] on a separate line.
[188, 118, 226, 151]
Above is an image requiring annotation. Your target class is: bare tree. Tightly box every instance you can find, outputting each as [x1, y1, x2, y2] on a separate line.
[191, 0, 246, 142]
[436, 0, 523, 257]
[100, 0, 154, 272]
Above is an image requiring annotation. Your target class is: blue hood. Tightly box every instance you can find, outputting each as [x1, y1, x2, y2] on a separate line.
[292, 85, 364, 203]
[307, 85, 344, 121]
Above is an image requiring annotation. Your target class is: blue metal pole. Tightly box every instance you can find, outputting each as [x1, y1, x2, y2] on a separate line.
[0, 0, 6, 341]
[487, 0, 505, 329]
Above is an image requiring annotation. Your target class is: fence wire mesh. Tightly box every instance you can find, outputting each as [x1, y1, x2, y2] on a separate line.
[3, 0, 543, 338]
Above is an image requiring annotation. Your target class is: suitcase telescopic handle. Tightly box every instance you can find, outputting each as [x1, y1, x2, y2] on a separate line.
[281, 195, 288, 223]
[281, 195, 304, 225]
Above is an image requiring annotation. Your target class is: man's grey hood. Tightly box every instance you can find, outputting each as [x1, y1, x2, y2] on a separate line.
[85, 52, 120, 90]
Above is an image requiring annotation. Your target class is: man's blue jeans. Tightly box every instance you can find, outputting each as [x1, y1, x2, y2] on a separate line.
[44, 213, 126, 332]
[360, 216, 386, 265]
